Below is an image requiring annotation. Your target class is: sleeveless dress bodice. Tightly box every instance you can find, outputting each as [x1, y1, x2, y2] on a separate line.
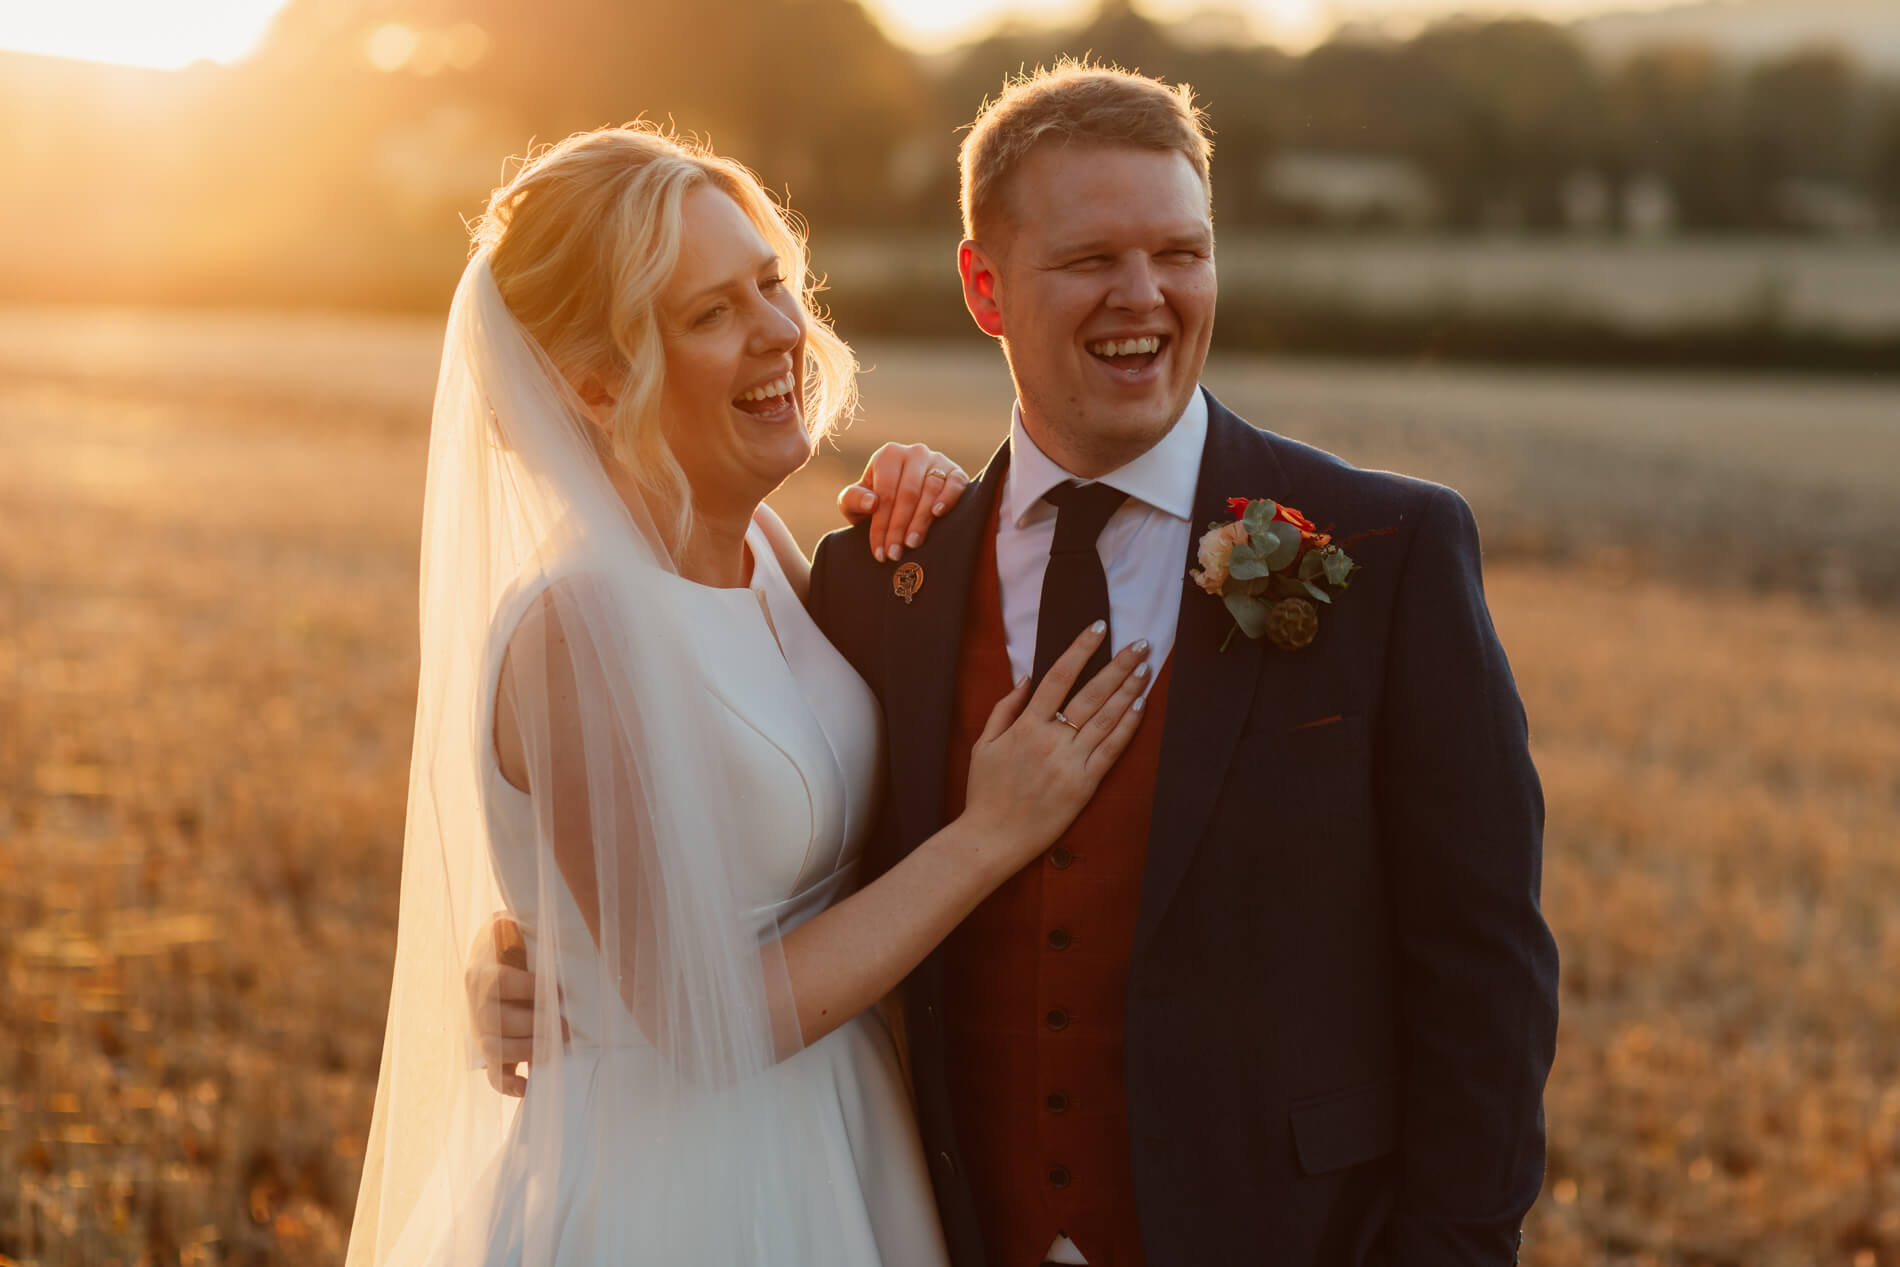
[466, 516, 948, 1267]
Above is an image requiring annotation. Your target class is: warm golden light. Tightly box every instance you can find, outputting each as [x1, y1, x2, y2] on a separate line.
[0, 0, 291, 69]
[862, 0, 1695, 53]
[0, 0, 1713, 72]
[364, 22, 492, 75]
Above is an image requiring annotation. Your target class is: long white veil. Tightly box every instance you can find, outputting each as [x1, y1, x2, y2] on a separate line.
[347, 252, 833, 1265]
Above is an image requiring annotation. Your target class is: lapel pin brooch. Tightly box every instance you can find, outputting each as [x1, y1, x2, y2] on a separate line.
[892, 560, 924, 605]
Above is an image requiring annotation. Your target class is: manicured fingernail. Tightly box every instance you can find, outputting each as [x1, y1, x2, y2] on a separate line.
[860, 489, 876, 508]
[906, 532, 922, 548]
[1016, 674, 1030, 689]
[1135, 661, 1152, 678]
[874, 548, 884, 562]
[1133, 638, 1150, 655]
[890, 544, 903, 561]
[1133, 694, 1147, 711]
[933, 501, 947, 515]
[1090, 620, 1106, 635]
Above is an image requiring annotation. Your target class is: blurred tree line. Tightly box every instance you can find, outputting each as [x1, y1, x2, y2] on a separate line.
[2, 0, 1898, 309]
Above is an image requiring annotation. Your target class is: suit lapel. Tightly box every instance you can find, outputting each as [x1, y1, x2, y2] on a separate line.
[1135, 394, 1291, 954]
[886, 438, 1011, 859]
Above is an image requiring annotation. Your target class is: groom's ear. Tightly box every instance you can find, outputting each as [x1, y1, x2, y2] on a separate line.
[958, 240, 1005, 339]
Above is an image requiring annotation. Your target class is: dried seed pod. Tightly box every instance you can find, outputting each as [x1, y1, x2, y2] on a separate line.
[1265, 597, 1319, 651]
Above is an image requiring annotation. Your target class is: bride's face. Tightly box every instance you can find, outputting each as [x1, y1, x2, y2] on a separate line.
[654, 184, 811, 518]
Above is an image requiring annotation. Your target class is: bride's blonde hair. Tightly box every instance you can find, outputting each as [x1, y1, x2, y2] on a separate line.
[473, 122, 858, 555]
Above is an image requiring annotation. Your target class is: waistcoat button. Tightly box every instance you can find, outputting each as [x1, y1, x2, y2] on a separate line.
[1046, 1009, 1069, 1031]
[1050, 846, 1074, 869]
[1048, 1165, 1072, 1188]
[1046, 1091, 1069, 1113]
[1047, 929, 1072, 950]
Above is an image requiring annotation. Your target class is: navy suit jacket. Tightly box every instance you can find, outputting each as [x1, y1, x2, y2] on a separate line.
[808, 392, 1559, 1266]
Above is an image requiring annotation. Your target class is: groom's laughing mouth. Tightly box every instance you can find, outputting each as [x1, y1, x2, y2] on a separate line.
[1085, 333, 1169, 382]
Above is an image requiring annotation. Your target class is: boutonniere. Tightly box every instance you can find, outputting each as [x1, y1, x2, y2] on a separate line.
[1191, 497, 1370, 652]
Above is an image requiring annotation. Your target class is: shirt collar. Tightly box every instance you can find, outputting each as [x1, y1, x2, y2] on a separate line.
[1003, 387, 1209, 530]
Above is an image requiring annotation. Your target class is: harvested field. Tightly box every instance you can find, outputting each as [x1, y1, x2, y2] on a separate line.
[2, 309, 1897, 1265]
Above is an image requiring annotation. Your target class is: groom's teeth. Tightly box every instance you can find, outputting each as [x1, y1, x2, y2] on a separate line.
[1088, 336, 1160, 357]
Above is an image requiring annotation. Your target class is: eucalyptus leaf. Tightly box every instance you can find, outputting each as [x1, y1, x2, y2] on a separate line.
[1322, 547, 1356, 587]
[1303, 580, 1333, 604]
[1228, 546, 1272, 581]
[1223, 591, 1271, 639]
[1241, 500, 1279, 536]
[1298, 550, 1326, 582]
[1261, 521, 1302, 572]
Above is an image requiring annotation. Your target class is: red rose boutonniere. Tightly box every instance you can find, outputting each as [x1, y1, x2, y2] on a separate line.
[1190, 497, 1364, 651]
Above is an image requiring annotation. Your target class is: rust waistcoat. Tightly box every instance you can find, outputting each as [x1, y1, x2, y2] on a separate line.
[939, 498, 1173, 1267]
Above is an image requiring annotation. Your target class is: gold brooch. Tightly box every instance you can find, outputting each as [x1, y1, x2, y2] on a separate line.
[892, 561, 924, 605]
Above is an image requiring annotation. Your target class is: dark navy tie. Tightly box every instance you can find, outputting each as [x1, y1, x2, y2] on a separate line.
[1031, 480, 1129, 706]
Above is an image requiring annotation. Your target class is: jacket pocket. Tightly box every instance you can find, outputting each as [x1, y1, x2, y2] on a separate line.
[1288, 1077, 1399, 1175]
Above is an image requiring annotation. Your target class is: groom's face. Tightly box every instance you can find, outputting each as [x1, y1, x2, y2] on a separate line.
[960, 144, 1215, 477]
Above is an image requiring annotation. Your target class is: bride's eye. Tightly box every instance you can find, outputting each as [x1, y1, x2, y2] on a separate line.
[761, 274, 786, 293]
[695, 303, 727, 327]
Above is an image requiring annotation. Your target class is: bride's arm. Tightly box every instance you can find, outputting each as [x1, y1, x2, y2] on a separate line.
[766, 628, 1138, 1048]
[484, 611, 1151, 1073]
[763, 437, 970, 606]
[834, 441, 972, 564]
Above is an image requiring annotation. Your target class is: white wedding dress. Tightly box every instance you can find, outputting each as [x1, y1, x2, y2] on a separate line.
[464, 515, 950, 1267]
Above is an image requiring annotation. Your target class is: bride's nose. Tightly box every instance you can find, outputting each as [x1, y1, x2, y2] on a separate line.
[747, 292, 803, 356]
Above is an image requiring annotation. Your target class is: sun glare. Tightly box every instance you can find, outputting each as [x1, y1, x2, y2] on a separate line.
[0, 0, 1690, 73]
[867, 0, 1097, 51]
[862, 0, 1674, 53]
[0, 0, 291, 71]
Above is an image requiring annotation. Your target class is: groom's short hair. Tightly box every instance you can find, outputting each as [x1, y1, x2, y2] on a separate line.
[958, 60, 1212, 242]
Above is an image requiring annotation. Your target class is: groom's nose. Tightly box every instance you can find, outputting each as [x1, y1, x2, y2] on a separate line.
[1104, 254, 1164, 313]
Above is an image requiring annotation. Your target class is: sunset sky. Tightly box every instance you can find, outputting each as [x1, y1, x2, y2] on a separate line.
[0, 0, 1680, 69]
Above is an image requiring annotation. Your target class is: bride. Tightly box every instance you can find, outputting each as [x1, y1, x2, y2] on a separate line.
[346, 124, 1153, 1266]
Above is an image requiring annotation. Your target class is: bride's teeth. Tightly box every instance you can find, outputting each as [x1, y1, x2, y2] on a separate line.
[739, 374, 795, 403]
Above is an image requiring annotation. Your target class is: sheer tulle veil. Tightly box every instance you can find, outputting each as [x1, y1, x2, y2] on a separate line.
[347, 251, 836, 1265]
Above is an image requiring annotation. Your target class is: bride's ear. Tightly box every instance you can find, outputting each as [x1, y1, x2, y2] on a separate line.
[574, 376, 618, 430]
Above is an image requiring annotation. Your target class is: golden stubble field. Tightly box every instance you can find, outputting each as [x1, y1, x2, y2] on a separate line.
[1, 310, 1897, 1266]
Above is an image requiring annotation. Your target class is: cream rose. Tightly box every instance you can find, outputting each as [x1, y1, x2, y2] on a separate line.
[1189, 520, 1250, 594]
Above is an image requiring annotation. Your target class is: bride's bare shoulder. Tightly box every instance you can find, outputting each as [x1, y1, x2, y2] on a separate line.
[490, 575, 600, 791]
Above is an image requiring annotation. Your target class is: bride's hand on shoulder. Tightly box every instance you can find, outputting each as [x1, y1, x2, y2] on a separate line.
[960, 625, 1152, 880]
[835, 442, 969, 563]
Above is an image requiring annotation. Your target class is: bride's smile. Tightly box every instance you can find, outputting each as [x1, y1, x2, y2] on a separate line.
[657, 183, 813, 516]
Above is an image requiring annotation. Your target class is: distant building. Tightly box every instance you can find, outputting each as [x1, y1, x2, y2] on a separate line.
[1774, 179, 1881, 236]
[1624, 175, 1680, 239]
[1574, 0, 1900, 74]
[1561, 172, 1682, 238]
[1259, 151, 1441, 230]
[1563, 171, 1614, 234]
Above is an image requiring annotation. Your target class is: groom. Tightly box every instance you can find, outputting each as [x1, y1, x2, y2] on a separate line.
[806, 65, 1558, 1266]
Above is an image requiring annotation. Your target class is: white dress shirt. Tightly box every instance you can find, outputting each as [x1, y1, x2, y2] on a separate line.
[996, 388, 1208, 695]
[994, 389, 1209, 1267]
